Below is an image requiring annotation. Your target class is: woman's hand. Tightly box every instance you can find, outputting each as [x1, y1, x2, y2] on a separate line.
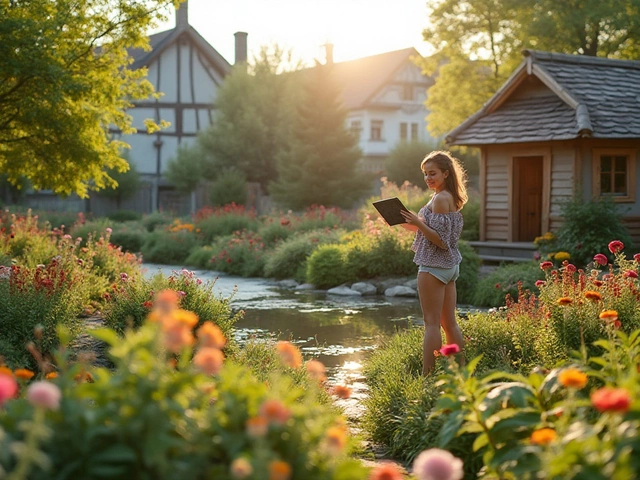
[400, 210, 423, 228]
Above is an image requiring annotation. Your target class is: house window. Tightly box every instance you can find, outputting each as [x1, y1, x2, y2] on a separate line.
[592, 149, 636, 202]
[370, 120, 383, 141]
[411, 123, 419, 140]
[350, 120, 362, 137]
[402, 85, 414, 101]
[400, 122, 408, 140]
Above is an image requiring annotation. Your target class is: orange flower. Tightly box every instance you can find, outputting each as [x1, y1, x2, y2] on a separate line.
[268, 460, 291, 480]
[325, 425, 348, 452]
[14, 369, 34, 380]
[331, 385, 352, 399]
[172, 309, 199, 328]
[591, 387, 631, 413]
[368, 462, 404, 480]
[584, 291, 602, 301]
[246, 416, 268, 438]
[557, 297, 573, 306]
[558, 368, 588, 389]
[305, 360, 326, 382]
[197, 321, 226, 349]
[599, 310, 619, 322]
[162, 319, 195, 353]
[193, 348, 224, 375]
[0, 366, 13, 377]
[530, 428, 556, 445]
[155, 289, 180, 306]
[259, 399, 291, 425]
[45, 372, 58, 380]
[276, 341, 302, 368]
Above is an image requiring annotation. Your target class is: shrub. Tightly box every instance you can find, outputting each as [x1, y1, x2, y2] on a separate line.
[257, 219, 293, 247]
[0, 212, 59, 266]
[457, 240, 481, 304]
[141, 230, 200, 264]
[141, 211, 173, 232]
[305, 244, 355, 288]
[0, 311, 368, 479]
[473, 261, 544, 307]
[384, 140, 438, 187]
[460, 189, 480, 241]
[343, 228, 415, 279]
[108, 227, 147, 253]
[263, 229, 344, 281]
[208, 232, 266, 277]
[107, 210, 142, 222]
[69, 219, 112, 246]
[537, 195, 633, 267]
[184, 245, 215, 269]
[194, 204, 259, 243]
[209, 169, 248, 206]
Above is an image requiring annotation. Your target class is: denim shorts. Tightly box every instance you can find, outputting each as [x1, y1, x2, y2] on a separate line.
[418, 264, 460, 284]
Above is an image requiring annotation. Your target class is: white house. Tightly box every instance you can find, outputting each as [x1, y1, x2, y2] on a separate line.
[329, 47, 436, 175]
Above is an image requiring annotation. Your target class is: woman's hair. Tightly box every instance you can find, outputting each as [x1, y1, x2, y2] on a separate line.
[421, 150, 468, 211]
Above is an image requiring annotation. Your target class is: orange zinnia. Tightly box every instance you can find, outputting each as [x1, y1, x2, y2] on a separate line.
[557, 297, 573, 306]
[14, 369, 34, 380]
[193, 347, 224, 376]
[368, 462, 404, 480]
[558, 368, 588, 389]
[530, 428, 556, 445]
[197, 321, 226, 349]
[259, 399, 291, 425]
[276, 341, 302, 369]
[325, 425, 348, 452]
[599, 310, 618, 321]
[305, 360, 327, 382]
[0, 366, 13, 377]
[246, 416, 268, 438]
[331, 385, 352, 399]
[268, 460, 291, 480]
[45, 372, 58, 380]
[172, 309, 199, 327]
[584, 291, 602, 301]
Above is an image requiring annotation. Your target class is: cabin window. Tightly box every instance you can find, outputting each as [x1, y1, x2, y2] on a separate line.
[370, 120, 383, 141]
[350, 120, 362, 137]
[411, 123, 419, 140]
[402, 85, 414, 101]
[400, 122, 408, 140]
[593, 149, 636, 203]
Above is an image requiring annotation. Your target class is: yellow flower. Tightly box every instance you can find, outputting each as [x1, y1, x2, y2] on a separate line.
[558, 368, 587, 389]
[554, 252, 571, 261]
[557, 297, 573, 306]
[530, 428, 556, 445]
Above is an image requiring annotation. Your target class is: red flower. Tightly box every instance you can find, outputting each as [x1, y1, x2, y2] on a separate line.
[624, 270, 638, 279]
[226, 258, 232, 263]
[565, 264, 577, 273]
[593, 254, 608, 266]
[540, 261, 553, 270]
[608, 240, 624, 254]
[143, 301, 153, 308]
[591, 387, 631, 413]
[439, 344, 461, 356]
[535, 280, 546, 287]
[634, 253, 640, 263]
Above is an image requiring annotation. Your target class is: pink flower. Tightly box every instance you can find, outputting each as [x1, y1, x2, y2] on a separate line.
[439, 344, 460, 356]
[593, 254, 608, 266]
[0, 375, 18, 405]
[540, 261, 553, 270]
[565, 264, 577, 273]
[608, 240, 624, 254]
[535, 280, 546, 288]
[413, 448, 464, 480]
[26, 381, 61, 410]
[624, 270, 639, 279]
[633, 253, 640, 263]
[105, 227, 112, 234]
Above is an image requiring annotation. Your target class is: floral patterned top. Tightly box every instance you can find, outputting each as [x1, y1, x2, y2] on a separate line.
[411, 203, 464, 268]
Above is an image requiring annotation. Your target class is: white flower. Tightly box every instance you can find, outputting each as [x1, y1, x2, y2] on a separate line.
[413, 448, 464, 480]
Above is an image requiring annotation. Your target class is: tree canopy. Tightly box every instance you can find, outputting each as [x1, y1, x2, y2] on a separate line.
[422, 0, 640, 136]
[0, 0, 179, 196]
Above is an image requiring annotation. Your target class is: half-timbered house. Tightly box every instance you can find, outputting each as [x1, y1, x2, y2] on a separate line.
[446, 50, 640, 262]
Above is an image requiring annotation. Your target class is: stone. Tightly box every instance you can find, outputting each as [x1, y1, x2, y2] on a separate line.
[327, 286, 362, 296]
[403, 278, 418, 289]
[278, 279, 299, 288]
[384, 286, 417, 297]
[351, 282, 377, 295]
[295, 283, 316, 290]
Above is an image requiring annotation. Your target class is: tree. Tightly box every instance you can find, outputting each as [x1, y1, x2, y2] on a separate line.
[98, 154, 140, 208]
[0, 0, 179, 196]
[422, 0, 640, 136]
[165, 144, 204, 195]
[270, 65, 371, 210]
[196, 45, 302, 191]
[385, 140, 437, 187]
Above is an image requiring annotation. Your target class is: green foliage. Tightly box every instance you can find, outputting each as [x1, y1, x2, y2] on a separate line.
[385, 140, 437, 187]
[361, 178, 432, 221]
[141, 230, 201, 264]
[271, 65, 371, 209]
[538, 196, 634, 267]
[342, 230, 415, 280]
[0, 319, 368, 479]
[209, 169, 248, 206]
[165, 143, 205, 193]
[263, 229, 344, 282]
[256, 220, 294, 248]
[306, 244, 355, 289]
[457, 240, 481, 304]
[460, 189, 480, 241]
[208, 232, 267, 277]
[108, 225, 147, 253]
[0, 0, 178, 196]
[184, 245, 216, 269]
[142, 211, 173, 232]
[69, 219, 112, 247]
[473, 262, 545, 307]
[98, 161, 141, 208]
[195, 209, 259, 244]
[107, 210, 142, 223]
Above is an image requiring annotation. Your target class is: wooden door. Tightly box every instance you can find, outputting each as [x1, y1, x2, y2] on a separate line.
[515, 156, 543, 241]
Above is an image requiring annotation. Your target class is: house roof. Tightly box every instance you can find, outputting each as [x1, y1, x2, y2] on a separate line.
[446, 50, 640, 145]
[128, 24, 231, 78]
[329, 47, 430, 109]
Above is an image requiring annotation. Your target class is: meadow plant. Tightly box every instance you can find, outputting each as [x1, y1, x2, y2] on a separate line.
[208, 231, 266, 277]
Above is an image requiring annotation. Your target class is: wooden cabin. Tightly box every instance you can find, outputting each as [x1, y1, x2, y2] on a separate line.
[446, 50, 640, 262]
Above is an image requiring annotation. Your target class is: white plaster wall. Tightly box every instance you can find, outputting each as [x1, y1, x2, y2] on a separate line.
[126, 134, 158, 175]
[158, 44, 178, 102]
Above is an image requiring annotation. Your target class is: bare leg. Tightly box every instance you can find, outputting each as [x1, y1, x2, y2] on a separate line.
[440, 281, 465, 366]
[417, 272, 446, 375]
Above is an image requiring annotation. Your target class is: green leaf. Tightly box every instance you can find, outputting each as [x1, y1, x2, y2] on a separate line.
[89, 328, 120, 346]
[472, 432, 490, 452]
[437, 410, 466, 447]
[466, 354, 484, 375]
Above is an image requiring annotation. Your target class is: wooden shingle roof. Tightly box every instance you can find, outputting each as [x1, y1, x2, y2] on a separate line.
[447, 50, 640, 145]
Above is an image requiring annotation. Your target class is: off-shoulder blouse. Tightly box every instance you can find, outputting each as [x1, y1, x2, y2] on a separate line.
[411, 204, 464, 268]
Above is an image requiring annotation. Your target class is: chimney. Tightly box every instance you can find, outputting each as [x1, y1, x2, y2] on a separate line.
[325, 42, 334, 66]
[176, 0, 188, 29]
[234, 31, 248, 65]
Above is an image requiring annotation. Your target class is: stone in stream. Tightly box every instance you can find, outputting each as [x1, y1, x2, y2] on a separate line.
[384, 285, 417, 297]
[278, 279, 299, 288]
[327, 286, 362, 296]
[295, 283, 316, 290]
[403, 278, 418, 290]
[350, 282, 377, 295]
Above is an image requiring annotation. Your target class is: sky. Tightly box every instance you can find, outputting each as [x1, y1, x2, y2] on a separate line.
[151, 0, 435, 67]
